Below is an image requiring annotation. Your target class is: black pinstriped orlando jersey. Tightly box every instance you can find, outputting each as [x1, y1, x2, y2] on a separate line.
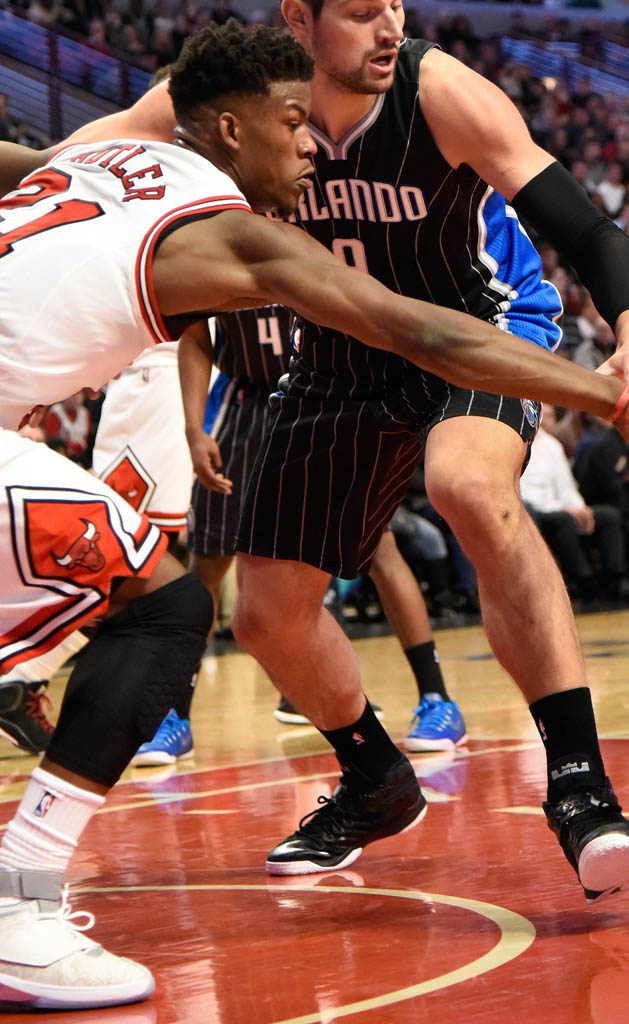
[215, 305, 292, 386]
[288, 37, 561, 406]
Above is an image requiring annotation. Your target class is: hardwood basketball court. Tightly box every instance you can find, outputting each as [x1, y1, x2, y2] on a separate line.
[2, 608, 629, 1023]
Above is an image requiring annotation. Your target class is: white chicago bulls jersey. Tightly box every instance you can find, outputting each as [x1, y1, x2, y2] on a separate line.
[0, 139, 251, 430]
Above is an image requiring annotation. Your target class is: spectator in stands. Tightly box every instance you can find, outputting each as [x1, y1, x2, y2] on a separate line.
[615, 201, 629, 234]
[0, 94, 17, 144]
[570, 158, 594, 195]
[574, 422, 629, 520]
[582, 138, 606, 189]
[594, 160, 627, 219]
[572, 305, 617, 371]
[521, 404, 625, 602]
[27, 0, 66, 27]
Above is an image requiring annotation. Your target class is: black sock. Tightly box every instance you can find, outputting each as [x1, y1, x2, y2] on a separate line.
[173, 671, 197, 720]
[404, 641, 449, 701]
[529, 687, 606, 801]
[320, 699, 405, 785]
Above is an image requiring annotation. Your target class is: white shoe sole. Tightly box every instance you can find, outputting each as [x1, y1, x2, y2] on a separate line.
[274, 709, 310, 725]
[266, 801, 427, 876]
[275, 708, 384, 726]
[404, 731, 468, 753]
[578, 832, 629, 893]
[131, 747, 194, 767]
[0, 968, 155, 1009]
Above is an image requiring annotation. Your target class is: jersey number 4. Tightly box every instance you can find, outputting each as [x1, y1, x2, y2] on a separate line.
[0, 167, 103, 258]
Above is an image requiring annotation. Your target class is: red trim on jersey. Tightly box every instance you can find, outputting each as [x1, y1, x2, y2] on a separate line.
[148, 511, 188, 532]
[135, 196, 252, 344]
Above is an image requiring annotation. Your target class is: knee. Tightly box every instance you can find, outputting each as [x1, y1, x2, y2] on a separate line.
[232, 572, 321, 658]
[427, 465, 521, 536]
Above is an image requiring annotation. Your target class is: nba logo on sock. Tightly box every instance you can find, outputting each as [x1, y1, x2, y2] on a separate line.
[33, 792, 55, 818]
[352, 732, 365, 745]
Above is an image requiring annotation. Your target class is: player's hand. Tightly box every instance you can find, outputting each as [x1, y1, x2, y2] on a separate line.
[564, 504, 595, 534]
[597, 314, 629, 380]
[188, 433, 232, 494]
[597, 347, 627, 380]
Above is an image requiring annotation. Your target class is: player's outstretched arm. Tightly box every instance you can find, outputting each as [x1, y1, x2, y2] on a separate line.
[153, 212, 626, 432]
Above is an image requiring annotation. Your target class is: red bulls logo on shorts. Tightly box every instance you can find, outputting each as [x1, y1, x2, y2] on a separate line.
[1, 483, 165, 675]
[23, 498, 127, 588]
[52, 518, 105, 573]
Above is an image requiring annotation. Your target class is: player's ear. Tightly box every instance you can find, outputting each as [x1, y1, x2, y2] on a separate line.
[218, 111, 241, 152]
[282, 0, 312, 45]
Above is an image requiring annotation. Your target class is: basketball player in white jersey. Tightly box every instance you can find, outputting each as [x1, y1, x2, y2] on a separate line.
[1, 22, 629, 1013]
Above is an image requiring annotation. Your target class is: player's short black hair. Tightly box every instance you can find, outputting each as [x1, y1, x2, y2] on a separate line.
[168, 20, 314, 121]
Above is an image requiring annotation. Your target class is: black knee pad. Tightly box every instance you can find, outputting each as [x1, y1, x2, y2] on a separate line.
[46, 573, 213, 787]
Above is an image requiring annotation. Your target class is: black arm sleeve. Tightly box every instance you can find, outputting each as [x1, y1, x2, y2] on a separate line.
[512, 161, 629, 330]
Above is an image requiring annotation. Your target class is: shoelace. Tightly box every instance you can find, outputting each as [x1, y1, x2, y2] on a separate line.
[415, 698, 453, 727]
[39, 883, 95, 933]
[24, 690, 54, 734]
[297, 791, 365, 842]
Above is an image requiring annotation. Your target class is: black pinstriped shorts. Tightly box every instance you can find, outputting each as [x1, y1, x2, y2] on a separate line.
[236, 384, 540, 579]
[189, 380, 275, 558]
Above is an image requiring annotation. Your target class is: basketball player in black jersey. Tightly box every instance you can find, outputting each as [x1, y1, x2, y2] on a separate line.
[219, 2, 629, 895]
[186, 305, 464, 745]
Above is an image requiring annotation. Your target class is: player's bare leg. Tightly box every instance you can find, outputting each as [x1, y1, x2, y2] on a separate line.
[424, 416, 585, 701]
[425, 414, 629, 900]
[234, 555, 363, 728]
[233, 554, 426, 875]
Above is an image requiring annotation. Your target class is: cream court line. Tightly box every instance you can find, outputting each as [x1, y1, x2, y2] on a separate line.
[80, 883, 536, 1022]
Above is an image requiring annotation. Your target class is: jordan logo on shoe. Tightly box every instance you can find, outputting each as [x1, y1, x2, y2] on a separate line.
[551, 760, 590, 781]
[33, 791, 56, 817]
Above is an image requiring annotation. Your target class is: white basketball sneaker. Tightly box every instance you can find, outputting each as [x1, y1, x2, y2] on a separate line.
[0, 871, 154, 1009]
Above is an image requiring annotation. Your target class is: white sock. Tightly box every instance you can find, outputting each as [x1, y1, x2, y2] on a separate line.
[1, 630, 88, 685]
[0, 767, 105, 904]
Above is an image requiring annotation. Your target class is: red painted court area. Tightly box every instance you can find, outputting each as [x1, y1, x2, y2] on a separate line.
[2, 736, 628, 1024]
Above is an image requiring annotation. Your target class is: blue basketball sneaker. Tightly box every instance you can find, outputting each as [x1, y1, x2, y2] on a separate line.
[403, 693, 467, 752]
[131, 709, 194, 767]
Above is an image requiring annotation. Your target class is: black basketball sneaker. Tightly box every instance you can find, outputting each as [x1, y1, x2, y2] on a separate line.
[543, 779, 629, 901]
[0, 680, 54, 755]
[266, 757, 427, 875]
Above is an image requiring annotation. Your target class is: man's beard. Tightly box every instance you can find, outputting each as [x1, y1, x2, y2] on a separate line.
[316, 48, 398, 96]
